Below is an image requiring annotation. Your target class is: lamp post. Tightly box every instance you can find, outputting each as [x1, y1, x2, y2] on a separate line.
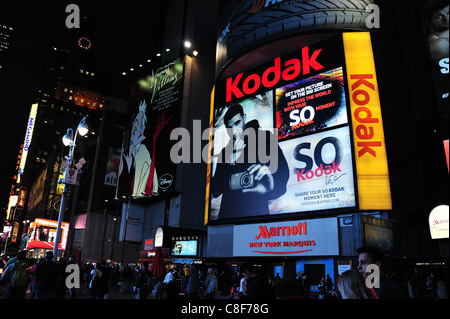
[53, 117, 89, 261]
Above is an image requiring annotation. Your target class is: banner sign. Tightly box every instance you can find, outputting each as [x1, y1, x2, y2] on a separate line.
[119, 202, 144, 242]
[117, 58, 185, 198]
[343, 32, 392, 210]
[233, 218, 339, 257]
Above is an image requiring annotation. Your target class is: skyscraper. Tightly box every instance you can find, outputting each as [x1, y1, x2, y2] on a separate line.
[0, 23, 13, 71]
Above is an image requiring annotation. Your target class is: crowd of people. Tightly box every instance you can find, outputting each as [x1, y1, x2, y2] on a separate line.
[1, 246, 446, 300]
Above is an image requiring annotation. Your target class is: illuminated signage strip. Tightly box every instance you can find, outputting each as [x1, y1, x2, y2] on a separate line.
[19, 103, 39, 179]
[444, 139, 449, 173]
[233, 218, 339, 257]
[204, 87, 215, 225]
[343, 32, 392, 210]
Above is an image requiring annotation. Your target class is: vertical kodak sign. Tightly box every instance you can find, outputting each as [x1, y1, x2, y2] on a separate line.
[343, 32, 392, 210]
[205, 86, 215, 225]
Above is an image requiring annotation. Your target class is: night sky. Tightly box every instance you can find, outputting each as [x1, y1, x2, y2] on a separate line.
[0, 1, 167, 210]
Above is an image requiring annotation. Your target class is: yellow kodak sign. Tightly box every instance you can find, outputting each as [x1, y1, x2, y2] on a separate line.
[343, 32, 392, 210]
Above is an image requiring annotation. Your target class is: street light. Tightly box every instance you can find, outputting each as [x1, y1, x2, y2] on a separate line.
[53, 117, 89, 261]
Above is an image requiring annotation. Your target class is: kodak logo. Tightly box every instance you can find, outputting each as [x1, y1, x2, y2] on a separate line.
[226, 46, 324, 102]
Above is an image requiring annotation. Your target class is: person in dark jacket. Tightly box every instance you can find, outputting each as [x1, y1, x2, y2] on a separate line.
[137, 261, 151, 299]
[35, 251, 58, 299]
[244, 264, 273, 299]
[357, 246, 407, 299]
[0, 251, 28, 299]
[186, 264, 200, 299]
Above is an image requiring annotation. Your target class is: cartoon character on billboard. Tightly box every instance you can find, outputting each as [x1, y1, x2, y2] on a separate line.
[119, 101, 158, 197]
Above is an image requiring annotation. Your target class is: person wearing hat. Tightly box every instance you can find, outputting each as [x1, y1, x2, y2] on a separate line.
[34, 251, 59, 299]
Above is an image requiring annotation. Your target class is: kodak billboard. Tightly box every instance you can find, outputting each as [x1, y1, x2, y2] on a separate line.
[343, 32, 392, 210]
[206, 32, 391, 224]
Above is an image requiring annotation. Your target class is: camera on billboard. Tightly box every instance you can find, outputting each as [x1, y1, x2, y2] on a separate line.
[230, 171, 254, 190]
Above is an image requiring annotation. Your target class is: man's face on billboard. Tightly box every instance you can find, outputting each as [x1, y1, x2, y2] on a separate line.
[225, 113, 246, 141]
[431, 5, 449, 33]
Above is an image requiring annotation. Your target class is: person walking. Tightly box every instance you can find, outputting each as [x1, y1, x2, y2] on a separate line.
[35, 251, 58, 299]
[186, 264, 200, 299]
[0, 251, 29, 299]
[100, 261, 111, 299]
[239, 272, 248, 298]
[29, 257, 45, 299]
[299, 273, 311, 299]
[326, 274, 334, 293]
[56, 257, 68, 299]
[204, 268, 218, 299]
[136, 261, 152, 299]
[89, 263, 103, 299]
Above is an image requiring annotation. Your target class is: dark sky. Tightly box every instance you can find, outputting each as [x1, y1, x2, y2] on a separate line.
[0, 1, 167, 210]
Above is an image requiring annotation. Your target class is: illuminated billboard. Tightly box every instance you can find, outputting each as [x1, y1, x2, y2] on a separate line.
[26, 219, 70, 250]
[171, 240, 198, 257]
[117, 58, 185, 198]
[343, 32, 392, 210]
[274, 126, 356, 214]
[207, 32, 391, 223]
[18, 103, 38, 180]
[233, 217, 339, 257]
[276, 67, 348, 141]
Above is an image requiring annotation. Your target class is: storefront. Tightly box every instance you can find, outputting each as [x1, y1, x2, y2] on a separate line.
[25, 218, 70, 259]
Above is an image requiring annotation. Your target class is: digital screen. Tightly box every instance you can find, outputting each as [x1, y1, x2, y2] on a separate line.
[276, 67, 348, 141]
[208, 35, 357, 222]
[273, 126, 356, 214]
[171, 240, 198, 256]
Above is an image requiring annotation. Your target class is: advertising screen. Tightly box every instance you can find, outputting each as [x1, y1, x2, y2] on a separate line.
[208, 34, 357, 222]
[26, 219, 70, 250]
[171, 240, 198, 257]
[273, 126, 356, 214]
[117, 58, 184, 198]
[276, 67, 348, 141]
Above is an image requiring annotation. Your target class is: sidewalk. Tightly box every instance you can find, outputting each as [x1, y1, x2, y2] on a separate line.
[64, 285, 136, 299]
